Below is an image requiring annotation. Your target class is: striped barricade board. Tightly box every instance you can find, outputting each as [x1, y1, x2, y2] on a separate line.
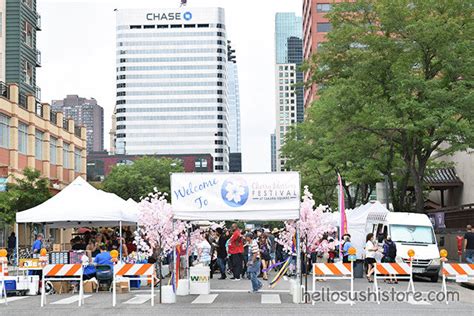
[373, 261, 414, 304]
[441, 263, 474, 304]
[312, 262, 354, 305]
[113, 263, 155, 307]
[41, 264, 84, 307]
[0, 262, 6, 305]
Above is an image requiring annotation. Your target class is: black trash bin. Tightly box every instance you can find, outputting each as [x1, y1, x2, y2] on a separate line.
[353, 259, 365, 278]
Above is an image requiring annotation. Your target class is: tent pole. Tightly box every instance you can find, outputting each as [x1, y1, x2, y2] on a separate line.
[296, 222, 301, 302]
[15, 223, 19, 266]
[119, 221, 123, 262]
[186, 224, 190, 295]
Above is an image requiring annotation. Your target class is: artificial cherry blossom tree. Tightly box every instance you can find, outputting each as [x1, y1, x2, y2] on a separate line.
[278, 186, 337, 271]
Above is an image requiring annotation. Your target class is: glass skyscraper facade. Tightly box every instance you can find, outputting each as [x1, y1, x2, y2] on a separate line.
[115, 8, 229, 171]
[275, 13, 303, 64]
[227, 41, 241, 172]
[274, 13, 303, 171]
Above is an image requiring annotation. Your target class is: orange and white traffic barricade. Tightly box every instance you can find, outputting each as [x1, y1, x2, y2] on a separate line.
[312, 262, 354, 305]
[0, 261, 7, 305]
[373, 261, 415, 304]
[41, 264, 84, 307]
[441, 263, 474, 304]
[113, 263, 155, 307]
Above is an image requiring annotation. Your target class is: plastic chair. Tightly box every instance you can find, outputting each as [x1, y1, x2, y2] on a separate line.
[95, 265, 113, 292]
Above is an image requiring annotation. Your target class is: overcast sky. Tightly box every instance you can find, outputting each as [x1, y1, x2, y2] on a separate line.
[37, 0, 302, 172]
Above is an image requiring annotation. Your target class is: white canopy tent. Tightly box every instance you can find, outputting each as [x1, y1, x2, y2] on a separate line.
[326, 200, 390, 259]
[16, 177, 138, 227]
[15, 177, 139, 261]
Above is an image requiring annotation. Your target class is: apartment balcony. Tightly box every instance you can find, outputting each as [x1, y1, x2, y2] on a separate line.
[36, 49, 42, 67]
[36, 13, 42, 30]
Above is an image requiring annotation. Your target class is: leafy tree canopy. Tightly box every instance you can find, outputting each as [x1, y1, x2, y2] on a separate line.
[0, 168, 51, 224]
[102, 157, 184, 201]
[285, 0, 473, 212]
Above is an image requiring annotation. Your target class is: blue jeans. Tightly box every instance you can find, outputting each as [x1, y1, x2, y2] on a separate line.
[217, 257, 226, 277]
[247, 259, 262, 292]
[466, 249, 474, 264]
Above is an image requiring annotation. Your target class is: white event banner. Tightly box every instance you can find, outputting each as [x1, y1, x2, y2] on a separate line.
[171, 172, 301, 221]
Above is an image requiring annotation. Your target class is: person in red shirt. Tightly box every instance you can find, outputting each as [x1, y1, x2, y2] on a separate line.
[228, 223, 244, 280]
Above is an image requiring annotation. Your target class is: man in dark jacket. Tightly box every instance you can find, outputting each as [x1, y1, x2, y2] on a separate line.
[216, 228, 228, 279]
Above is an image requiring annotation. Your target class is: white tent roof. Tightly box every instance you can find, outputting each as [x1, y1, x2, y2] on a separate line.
[328, 201, 390, 259]
[16, 177, 138, 228]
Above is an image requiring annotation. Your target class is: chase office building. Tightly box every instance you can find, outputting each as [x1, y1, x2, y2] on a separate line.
[115, 8, 229, 171]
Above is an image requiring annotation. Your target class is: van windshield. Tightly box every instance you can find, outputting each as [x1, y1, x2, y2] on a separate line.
[389, 224, 436, 244]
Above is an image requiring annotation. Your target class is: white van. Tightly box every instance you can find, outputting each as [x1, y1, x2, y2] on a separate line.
[365, 212, 440, 282]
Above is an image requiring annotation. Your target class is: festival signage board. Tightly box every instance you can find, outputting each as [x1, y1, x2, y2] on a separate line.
[171, 172, 300, 220]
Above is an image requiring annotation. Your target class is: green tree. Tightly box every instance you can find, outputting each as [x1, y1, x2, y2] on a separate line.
[102, 157, 184, 201]
[298, 0, 473, 212]
[0, 168, 51, 224]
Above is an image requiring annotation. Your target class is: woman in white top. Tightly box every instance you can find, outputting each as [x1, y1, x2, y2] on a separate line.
[197, 234, 212, 266]
[365, 233, 378, 282]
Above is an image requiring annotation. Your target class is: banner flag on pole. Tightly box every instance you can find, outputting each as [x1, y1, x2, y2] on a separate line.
[338, 173, 348, 258]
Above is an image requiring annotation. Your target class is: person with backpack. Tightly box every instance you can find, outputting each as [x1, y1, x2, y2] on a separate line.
[382, 236, 398, 284]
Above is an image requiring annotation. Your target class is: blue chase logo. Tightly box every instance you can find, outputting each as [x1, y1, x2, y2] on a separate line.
[183, 11, 193, 21]
[221, 177, 249, 207]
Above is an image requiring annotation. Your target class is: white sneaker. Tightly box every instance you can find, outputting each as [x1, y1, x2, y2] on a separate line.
[232, 278, 241, 281]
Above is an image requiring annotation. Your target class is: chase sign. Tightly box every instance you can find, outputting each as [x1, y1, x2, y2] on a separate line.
[146, 11, 192, 21]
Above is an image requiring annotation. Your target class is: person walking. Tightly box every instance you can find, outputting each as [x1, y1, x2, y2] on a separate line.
[382, 236, 398, 284]
[464, 225, 474, 264]
[365, 233, 377, 282]
[245, 232, 262, 293]
[228, 223, 244, 281]
[215, 228, 228, 280]
[259, 234, 271, 280]
[341, 234, 352, 263]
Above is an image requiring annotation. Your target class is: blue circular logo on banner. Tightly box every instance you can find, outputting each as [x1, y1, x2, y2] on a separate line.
[183, 12, 193, 21]
[221, 177, 249, 207]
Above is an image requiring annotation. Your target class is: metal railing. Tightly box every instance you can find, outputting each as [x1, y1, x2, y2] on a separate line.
[36, 13, 41, 30]
[36, 49, 42, 67]
[0, 82, 8, 99]
[18, 93, 28, 109]
[74, 126, 82, 138]
[35, 101, 43, 117]
[50, 111, 58, 124]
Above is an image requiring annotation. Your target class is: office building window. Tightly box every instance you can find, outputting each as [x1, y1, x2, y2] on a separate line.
[316, 4, 332, 13]
[24, 60, 33, 86]
[18, 122, 28, 154]
[74, 148, 81, 172]
[0, 114, 9, 148]
[63, 143, 70, 169]
[22, 0, 33, 9]
[317, 23, 332, 32]
[35, 130, 43, 160]
[50, 137, 57, 165]
[22, 21, 33, 47]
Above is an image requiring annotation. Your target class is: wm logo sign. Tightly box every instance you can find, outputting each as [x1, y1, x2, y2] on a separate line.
[191, 275, 209, 282]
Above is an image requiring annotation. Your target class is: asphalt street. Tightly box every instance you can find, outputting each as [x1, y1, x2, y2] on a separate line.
[1, 275, 472, 316]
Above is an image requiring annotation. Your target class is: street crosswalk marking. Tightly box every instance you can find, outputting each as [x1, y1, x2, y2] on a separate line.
[261, 294, 281, 304]
[124, 295, 154, 305]
[3, 296, 30, 302]
[51, 295, 91, 305]
[192, 294, 218, 304]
